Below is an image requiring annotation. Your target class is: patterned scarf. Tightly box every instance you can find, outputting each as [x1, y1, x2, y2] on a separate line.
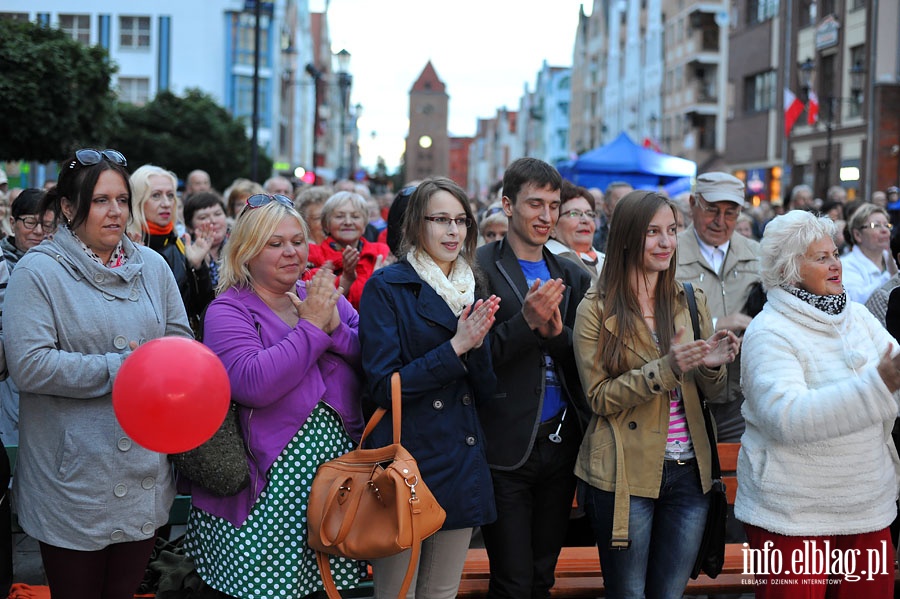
[784, 285, 847, 315]
[70, 225, 127, 268]
[406, 249, 475, 317]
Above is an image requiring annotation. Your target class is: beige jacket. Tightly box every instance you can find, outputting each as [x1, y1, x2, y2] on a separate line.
[573, 284, 726, 544]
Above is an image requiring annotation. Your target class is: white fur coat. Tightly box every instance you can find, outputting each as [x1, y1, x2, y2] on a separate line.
[736, 287, 900, 536]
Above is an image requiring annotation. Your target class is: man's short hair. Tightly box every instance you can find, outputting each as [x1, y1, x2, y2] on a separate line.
[502, 158, 561, 204]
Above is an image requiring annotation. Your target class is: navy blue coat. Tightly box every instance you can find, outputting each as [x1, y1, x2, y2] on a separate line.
[358, 260, 497, 530]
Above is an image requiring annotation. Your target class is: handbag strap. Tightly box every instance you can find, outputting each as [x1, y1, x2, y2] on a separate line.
[316, 499, 422, 599]
[683, 283, 722, 480]
[359, 372, 403, 447]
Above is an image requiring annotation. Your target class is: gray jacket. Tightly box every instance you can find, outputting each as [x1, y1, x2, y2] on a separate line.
[5, 226, 192, 550]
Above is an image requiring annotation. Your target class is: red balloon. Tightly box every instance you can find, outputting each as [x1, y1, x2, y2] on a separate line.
[113, 337, 230, 453]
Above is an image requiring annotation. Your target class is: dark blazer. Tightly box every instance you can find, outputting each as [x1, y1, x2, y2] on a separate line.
[358, 260, 497, 530]
[476, 239, 592, 470]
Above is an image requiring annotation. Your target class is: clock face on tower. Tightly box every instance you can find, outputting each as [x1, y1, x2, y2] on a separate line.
[418, 135, 433, 149]
[422, 104, 434, 115]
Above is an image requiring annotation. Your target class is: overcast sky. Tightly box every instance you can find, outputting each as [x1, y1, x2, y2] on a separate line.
[316, 0, 590, 172]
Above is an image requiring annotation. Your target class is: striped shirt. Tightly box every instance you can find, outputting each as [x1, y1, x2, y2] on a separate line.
[664, 387, 694, 459]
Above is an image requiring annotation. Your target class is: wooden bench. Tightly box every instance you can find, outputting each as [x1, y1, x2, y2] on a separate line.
[457, 442, 755, 597]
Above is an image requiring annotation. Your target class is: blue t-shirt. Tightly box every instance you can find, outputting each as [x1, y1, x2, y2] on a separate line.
[518, 258, 566, 422]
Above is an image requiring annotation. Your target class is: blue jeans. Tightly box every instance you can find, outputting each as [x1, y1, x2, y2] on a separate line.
[584, 459, 710, 599]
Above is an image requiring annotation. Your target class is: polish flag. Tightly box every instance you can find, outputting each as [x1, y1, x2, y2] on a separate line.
[807, 90, 820, 125]
[784, 88, 804, 137]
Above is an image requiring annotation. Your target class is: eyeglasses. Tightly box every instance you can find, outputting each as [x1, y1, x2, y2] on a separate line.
[15, 216, 56, 232]
[859, 222, 893, 231]
[424, 216, 473, 229]
[695, 194, 740, 221]
[561, 209, 597, 220]
[70, 148, 127, 169]
[483, 206, 505, 217]
[243, 194, 294, 212]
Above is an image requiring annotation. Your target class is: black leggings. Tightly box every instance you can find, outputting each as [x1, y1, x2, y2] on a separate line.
[39, 536, 157, 599]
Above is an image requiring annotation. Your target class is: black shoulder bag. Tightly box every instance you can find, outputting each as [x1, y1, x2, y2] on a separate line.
[684, 282, 727, 580]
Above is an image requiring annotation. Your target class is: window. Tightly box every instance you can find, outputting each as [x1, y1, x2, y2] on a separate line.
[0, 13, 29, 22]
[798, 0, 816, 28]
[848, 45, 865, 118]
[233, 12, 270, 68]
[59, 14, 90, 43]
[234, 75, 270, 123]
[744, 70, 776, 113]
[119, 16, 150, 49]
[747, 0, 779, 25]
[118, 77, 150, 105]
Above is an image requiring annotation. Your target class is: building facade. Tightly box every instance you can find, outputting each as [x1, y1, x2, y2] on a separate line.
[467, 109, 521, 201]
[518, 61, 572, 168]
[786, 0, 896, 201]
[0, 0, 354, 184]
[405, 61, 450, 182]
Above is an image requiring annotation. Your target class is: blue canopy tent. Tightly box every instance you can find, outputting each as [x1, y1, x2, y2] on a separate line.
[557, 133, 697, 191]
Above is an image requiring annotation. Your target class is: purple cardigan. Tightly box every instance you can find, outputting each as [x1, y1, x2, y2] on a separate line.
[190, 281, 364, 526]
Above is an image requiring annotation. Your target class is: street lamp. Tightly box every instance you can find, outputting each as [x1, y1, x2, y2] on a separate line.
[305, 63, 323, 176]
[335, 49, 352, 181]
[798, 57, 866, 193]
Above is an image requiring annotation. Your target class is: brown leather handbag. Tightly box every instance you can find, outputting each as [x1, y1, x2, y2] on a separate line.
[307, 372, 446, 599]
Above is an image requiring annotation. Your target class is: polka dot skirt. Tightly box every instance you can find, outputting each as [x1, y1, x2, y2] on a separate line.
[184, 403, 360, 599]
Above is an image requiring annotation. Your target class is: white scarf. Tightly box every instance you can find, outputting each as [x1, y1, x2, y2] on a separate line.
[406, 249, 475, 316]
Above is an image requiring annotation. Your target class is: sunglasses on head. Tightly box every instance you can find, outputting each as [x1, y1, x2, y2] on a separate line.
[70, 148, 128, 169]
[243, 193, 294, 212]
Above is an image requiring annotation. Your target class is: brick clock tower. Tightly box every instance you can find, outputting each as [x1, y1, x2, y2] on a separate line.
[406, 61, 449, 181]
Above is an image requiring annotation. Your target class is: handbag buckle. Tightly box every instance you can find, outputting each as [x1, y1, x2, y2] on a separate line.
[404, 475, 419, 502]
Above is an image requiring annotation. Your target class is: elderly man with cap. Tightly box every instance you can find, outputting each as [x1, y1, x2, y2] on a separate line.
[676, 172, 760, 444]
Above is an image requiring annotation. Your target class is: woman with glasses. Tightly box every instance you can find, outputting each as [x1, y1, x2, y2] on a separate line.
[306, 190, 391, 309]
[0, 188, 56, 447]
[182, 191, 230, 303]
[573, 191, 738, 597]
[128, 165, 215, 337]
[4, 149, 193, 598]
[359, 177, 500, 598]
[1, 188, 55, 270]
[840, 203, 897, 304]
[546, 180, 605, 281]
[183, 195, 365, 599]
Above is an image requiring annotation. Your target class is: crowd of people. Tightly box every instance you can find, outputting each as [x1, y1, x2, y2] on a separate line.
[0, 151, 899, 599]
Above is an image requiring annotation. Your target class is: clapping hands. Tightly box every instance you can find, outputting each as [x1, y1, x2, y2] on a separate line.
[667, 327, 740, 377]
[451, 296, 501, 356]
[288, 267, 343, 333]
